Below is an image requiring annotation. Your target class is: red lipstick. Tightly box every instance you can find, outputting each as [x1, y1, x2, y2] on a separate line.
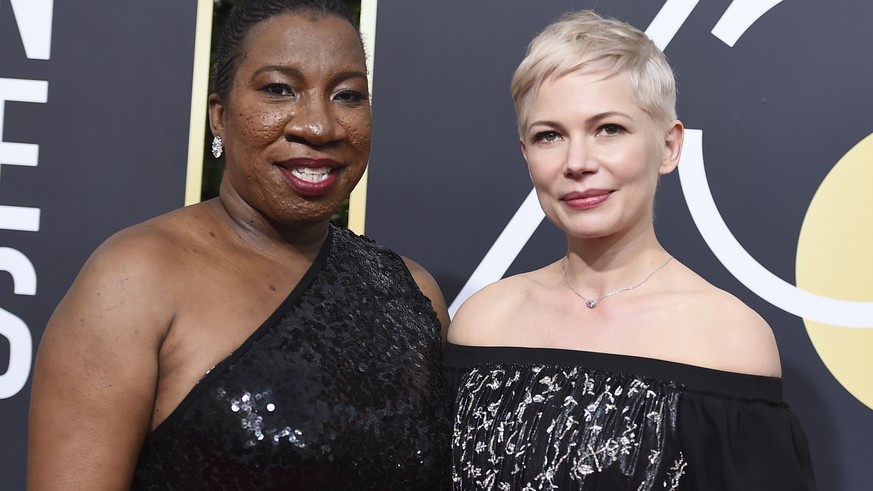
[277, 158, 341, 197]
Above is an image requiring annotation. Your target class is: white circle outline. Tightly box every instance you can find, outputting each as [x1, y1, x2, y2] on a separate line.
[678, 129, 873, 328]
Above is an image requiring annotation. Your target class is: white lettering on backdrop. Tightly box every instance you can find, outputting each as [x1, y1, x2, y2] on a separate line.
[0, 0, 53, 399]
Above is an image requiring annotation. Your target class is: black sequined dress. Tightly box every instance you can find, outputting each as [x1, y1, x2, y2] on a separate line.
[444, 343, 816, 490]
[132, 226, 452, 490]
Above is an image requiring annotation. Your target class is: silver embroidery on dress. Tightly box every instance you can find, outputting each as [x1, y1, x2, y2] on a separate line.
[453, 365, 685, 490]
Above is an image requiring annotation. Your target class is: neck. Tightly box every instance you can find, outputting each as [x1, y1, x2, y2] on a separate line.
[212, 185, 330, 256]
[563, 227, 667, 295]
[561, 253, 672, 309]
[567, 215, 660, 260]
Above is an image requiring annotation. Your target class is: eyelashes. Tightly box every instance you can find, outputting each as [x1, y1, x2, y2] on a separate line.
[258, 84, 367, 107]
[332, 90, 367, 105]
[530, 124, 626, 144]
[261, 83, 294, 97]
[597, 124, 625, 136]
[532, 130, 561, 143]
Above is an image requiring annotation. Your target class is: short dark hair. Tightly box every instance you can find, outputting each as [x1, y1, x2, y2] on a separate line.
[212, 0, 360, 100]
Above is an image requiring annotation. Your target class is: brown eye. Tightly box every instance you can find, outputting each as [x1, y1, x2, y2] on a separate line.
[598, 124, 624, 136]
[534, 131, 560, 143]
[333, 90, 366, 105]
[262, 83, 294, 97]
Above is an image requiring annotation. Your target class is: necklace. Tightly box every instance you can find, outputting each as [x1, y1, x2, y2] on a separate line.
[561, 255, 673, 309]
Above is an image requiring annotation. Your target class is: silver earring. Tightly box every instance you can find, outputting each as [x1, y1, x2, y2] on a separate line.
[211, 135, 223, 158]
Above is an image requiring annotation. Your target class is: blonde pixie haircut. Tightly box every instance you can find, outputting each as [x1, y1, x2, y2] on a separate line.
[511, 10, 677, 136]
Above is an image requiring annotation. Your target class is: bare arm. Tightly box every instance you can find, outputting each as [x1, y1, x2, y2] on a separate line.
[28, 232, 174, 489]
[402, 257, 450, 345]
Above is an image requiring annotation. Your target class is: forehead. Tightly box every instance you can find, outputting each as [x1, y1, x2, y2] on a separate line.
[534, 70, 636, 113]
[237, 13, 365, 76]
[534, 71, 633, 104]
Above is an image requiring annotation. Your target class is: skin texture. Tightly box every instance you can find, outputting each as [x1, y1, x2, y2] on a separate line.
[449, 69, 781, 378]
[27, 14, 449, 490]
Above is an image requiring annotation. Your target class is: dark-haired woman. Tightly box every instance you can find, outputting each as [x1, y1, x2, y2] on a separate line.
[28, 1, 452, 489]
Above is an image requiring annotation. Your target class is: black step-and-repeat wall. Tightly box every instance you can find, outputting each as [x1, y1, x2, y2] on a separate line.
[2, 0, 871, 488]
[365, 1, 872, 489]
[0, 0, 208, 487]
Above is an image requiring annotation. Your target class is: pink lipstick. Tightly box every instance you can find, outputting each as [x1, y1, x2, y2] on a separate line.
[561, 189, 612, 209]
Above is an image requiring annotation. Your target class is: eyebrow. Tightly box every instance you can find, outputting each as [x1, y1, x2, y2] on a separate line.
[251, 65, 368, 83]
[586, 111, 632, 124]
[527, 111, 632, 132]
[252, 65, 303, 79]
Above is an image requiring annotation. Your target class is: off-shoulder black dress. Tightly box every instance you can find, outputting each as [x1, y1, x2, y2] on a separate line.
[444, 342, 815, 490]
[132, 226, 452, 490]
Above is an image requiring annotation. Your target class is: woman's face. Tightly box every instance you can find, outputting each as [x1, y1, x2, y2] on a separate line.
[210, 14, 371, 226]
[520, 69, 682, 241]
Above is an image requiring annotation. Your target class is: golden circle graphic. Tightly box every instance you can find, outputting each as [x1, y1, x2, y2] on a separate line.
[797, 132, 873, 409]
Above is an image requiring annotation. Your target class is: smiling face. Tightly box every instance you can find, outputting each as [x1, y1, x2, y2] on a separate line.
[209, 13, 371, 227]
[521, 69, 683, 242]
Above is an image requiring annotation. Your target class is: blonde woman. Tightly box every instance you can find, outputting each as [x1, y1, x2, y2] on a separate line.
[445, 10, 815, 490]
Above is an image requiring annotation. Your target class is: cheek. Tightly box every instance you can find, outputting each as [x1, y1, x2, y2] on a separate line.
[231, 106, 286, 145]
[340, 112, 372, 156]
[527, 165, 553, 192]
[526, 152, 560, 184]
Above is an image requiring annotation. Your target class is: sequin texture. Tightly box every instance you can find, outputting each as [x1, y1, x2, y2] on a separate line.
[132, 227, 452, 490]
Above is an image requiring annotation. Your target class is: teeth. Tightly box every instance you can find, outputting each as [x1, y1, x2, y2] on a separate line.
[290, 167, 331, 183]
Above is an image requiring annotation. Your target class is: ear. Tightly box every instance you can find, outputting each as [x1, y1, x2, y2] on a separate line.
[659, 120, 684, 176]
[208, 93, 226, 137]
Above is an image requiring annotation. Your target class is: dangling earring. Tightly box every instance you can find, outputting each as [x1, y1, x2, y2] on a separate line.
[211, 135, 223, 158]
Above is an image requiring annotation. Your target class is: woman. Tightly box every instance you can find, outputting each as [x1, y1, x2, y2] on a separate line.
[445, 10, 815, 490]
[28, 1, 452, 489]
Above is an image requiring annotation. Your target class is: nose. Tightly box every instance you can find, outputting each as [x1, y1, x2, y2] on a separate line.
[563, 138, 598, 177]
[283, 96, 344, 147]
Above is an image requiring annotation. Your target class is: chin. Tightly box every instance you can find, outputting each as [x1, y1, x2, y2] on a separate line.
[297, 204, 343, 223]
[565, 229, 610, 240]
[547, 215, 604, 237]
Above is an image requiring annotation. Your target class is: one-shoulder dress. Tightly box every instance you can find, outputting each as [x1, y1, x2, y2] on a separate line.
[132, 226, 452, 490]
[444, 343, 816, 490]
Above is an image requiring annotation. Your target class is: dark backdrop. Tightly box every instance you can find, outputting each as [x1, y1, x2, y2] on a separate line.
[2, 1, 871, 488]
[0, 1, 198, 487]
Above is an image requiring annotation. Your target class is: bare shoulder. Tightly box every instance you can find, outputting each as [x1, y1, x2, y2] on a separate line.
[36, 204, 209, 376]
[401, 256, 439, 294]
[28, 205, 205, 488]
[675, 272, 781, 377]
[401, 256, 450, 342]
[96, 217, 180, 271]
[60, 208, 202, 314]
[36, 204, 213, 401]
[447, 272, 538, 346]
[105, 204, 210, 259]
[56, 206, 203, 324]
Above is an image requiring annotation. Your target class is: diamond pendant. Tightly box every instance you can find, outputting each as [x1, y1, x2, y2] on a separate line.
[585, 299, 598, 309]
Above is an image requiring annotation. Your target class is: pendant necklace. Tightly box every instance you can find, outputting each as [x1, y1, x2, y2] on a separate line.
[561, 255, 674, 309]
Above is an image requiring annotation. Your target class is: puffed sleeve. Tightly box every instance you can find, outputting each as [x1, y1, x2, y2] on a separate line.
[678, 390, 816, 490]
